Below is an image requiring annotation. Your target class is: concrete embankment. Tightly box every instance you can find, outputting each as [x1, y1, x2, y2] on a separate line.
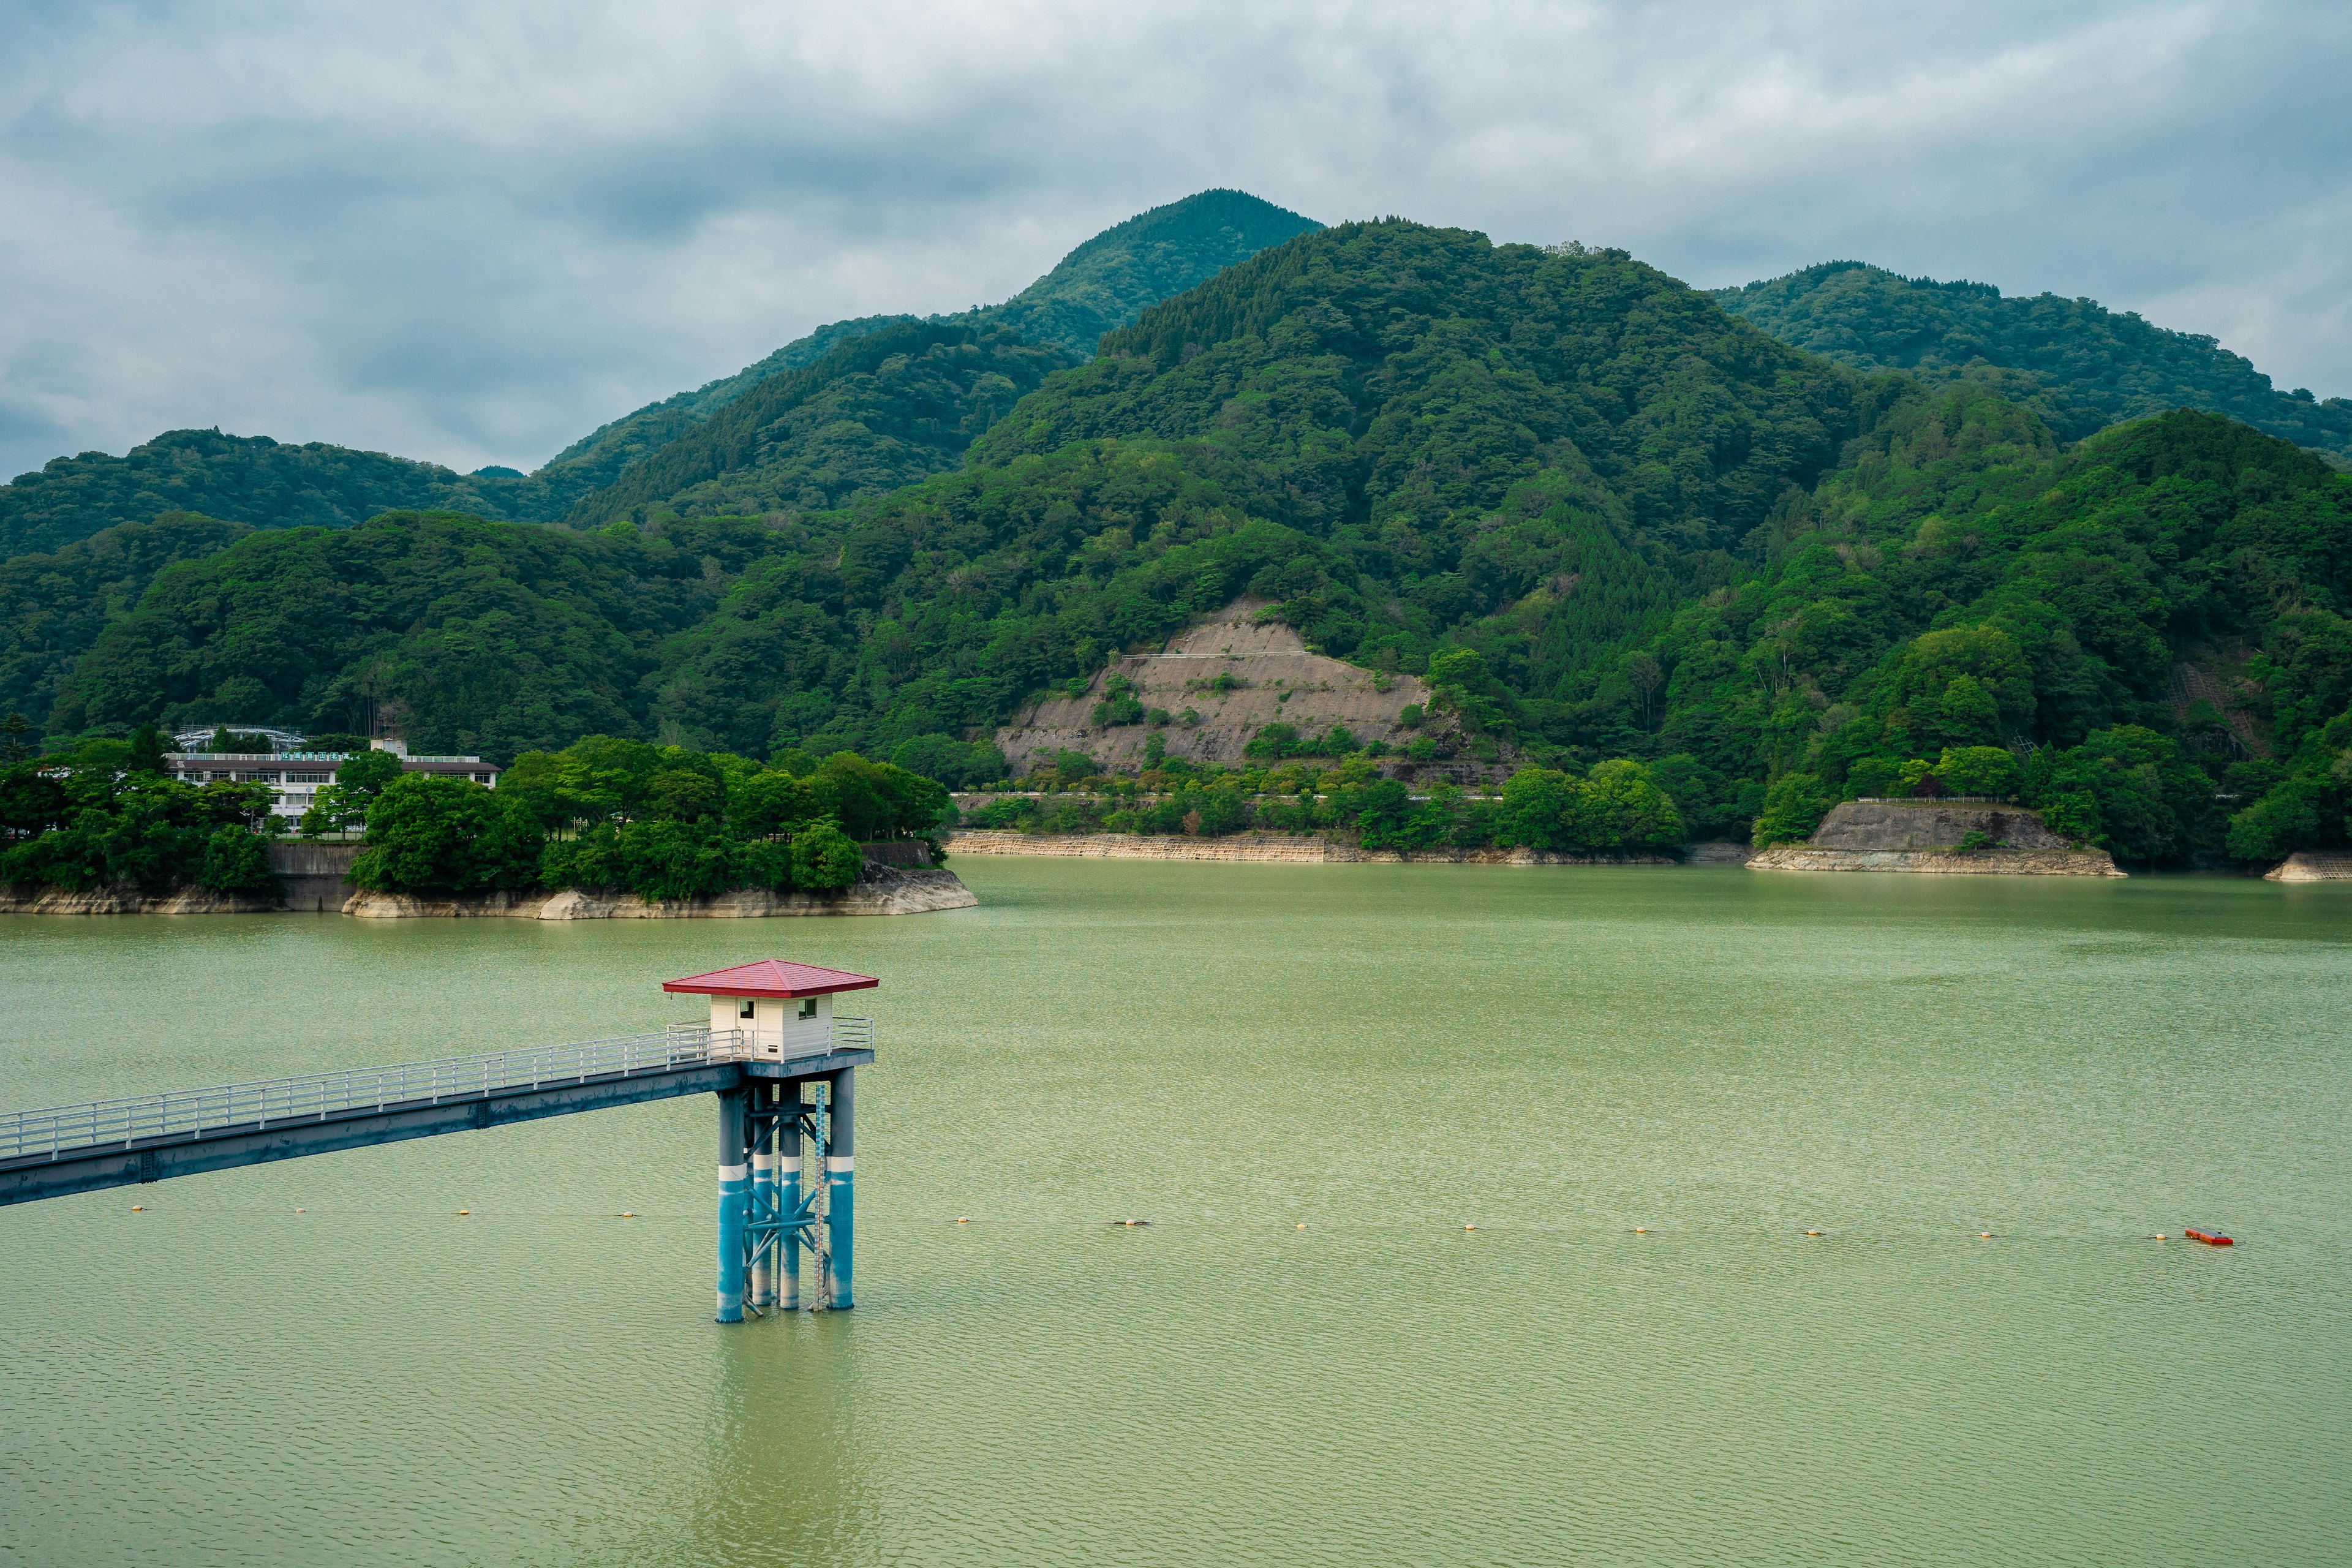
[1747, 801, 2124, 876]
[2266, 851, 2352, 882]
[947, 829, 1672, 865]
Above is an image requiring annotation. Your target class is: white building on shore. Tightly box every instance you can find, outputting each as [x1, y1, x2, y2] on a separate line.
[162, 737, 499, 824]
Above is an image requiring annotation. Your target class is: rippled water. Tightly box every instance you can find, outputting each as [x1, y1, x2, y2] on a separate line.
[2, 862, 2348, 1566]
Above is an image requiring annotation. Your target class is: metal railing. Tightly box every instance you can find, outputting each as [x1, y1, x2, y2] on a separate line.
[1, 1017, 873, 1164]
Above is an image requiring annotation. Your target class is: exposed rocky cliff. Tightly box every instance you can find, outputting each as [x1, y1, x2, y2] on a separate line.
[1749, 801, 2124, 876]
[2266, 851, 2352, 883]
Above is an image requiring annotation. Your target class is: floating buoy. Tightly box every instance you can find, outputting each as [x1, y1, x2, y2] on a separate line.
[1115, 1219, 1150, 1227]
[2186, 1227, 2234, 1246]
[1464, 1224, 1477, 1231]
[1295, 1223, 1306, 1230]
[295, 1208, 306, 1213]
[1979, 1232, 1992, 1238]
[129, 1205, 143, 1212]
[956, 1216, 970, 1224]
[2154, 1233, 2166, 1240]
[1805, 1229, 1823, 1237]
[1633, 1227, 1648, 1234]
[620, 1212, 636, 1219]
[457, 1209, 470, 1216]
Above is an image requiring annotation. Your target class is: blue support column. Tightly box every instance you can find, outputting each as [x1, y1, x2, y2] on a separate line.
[716, 1088, 748, 1324]
[824, 1068, 854, 1310]
[750, 1107, 778, 1311]
[779, 1111, 802, 1311]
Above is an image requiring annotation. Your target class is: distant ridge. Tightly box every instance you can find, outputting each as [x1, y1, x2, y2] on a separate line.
[558, 189, 1321, 527]
[0, 190, 1322, 557]
[1718, 261, 2352, 464]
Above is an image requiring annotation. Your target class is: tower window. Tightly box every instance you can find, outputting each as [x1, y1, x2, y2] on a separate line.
[737, 998, 756, 1020]
[797, 998, 817, 1020]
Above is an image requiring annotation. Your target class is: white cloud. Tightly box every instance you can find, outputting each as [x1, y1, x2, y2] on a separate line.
[1, 0, 2345, 481]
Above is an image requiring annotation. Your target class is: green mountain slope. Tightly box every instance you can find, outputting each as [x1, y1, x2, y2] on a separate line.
[50, 510, 791, 758]
[0, 512, 252, 724]
[39, 219, 2352, 865]
[559, 320, 1070, 526]
[1719, 262, 2352, 462]
[530, 314, 916, 508]
[616, 219, 1871, 753]
[560, 189, 1321, 527]
[0, 430, 548, 559]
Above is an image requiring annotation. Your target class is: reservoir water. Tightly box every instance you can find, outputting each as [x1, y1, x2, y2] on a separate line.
[2, 861, 2348, 1566]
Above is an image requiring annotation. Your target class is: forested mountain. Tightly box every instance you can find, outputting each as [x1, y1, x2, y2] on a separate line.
[25, 218, 2352, 864]
[1719, 262, 2352, 462]
[561, 190, 1320, 527]
[0, 190, 1321, 559]
[559, 321, 1071, 526]
[50, 510, 781, 758]
[0, 431, 546, 559]
[0, 513, 251, 724]
[532, 315, 916, 505]
[61, 221, 1865, 757]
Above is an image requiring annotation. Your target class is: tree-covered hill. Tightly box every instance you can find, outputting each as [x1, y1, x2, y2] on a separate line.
[1718, 262, 2352, 462]
[558, 321, 1072, 526]
[559, 190, 1321, 527]
[0, 430, 549, 559]
[49, 510, 790, 760]
[0, 512, 251, 725]
[1534, 395, 2352, 851]
[0, 191, 1321, 560]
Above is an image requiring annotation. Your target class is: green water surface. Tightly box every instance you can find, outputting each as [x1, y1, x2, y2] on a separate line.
[1, 861, 2347, 1565]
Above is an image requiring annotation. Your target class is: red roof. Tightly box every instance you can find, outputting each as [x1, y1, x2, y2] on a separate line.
[662, 960, 880, 999]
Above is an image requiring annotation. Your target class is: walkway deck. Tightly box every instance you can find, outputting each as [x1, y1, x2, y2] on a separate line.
[0, 1022, 873, 1205]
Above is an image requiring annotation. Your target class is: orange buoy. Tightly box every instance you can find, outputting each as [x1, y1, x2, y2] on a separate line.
[2185, 1227, 2233, 1246]
[1633, 1227, 1648, 1234]
[457, 1209, 470, 1216]
[129, 1205, 143, 1212]
[1805, 1229, 1823, 1237]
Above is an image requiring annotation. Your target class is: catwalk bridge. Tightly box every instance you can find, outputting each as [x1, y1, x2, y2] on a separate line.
[0, 959, 872, 1322]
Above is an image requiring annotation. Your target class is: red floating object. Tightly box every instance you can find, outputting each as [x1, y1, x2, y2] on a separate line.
[2185, 1227, 2233, 1246]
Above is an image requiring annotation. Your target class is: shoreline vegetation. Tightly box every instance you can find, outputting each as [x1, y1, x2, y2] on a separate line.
[0, 730, 977, 917]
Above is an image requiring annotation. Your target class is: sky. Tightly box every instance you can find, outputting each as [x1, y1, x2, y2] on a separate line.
[2, 0, 2346, 483]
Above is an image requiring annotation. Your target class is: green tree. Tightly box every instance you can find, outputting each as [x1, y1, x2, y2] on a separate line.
[127, 724, 167, 774]
[790, 818, 864, 890]
[1569, 760, 1685, 850]
[1753, 774, 1830, 847]
[197, 826, 277, 895]
[299, 747, 404, 839]
[351, 775, 543, 894]
[1933, 746, 2019, 799]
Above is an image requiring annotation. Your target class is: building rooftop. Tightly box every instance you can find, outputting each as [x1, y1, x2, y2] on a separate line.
[662, 961, 881, 999]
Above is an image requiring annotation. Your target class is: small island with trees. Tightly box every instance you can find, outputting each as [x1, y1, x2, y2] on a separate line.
[0, 727, 973, 916]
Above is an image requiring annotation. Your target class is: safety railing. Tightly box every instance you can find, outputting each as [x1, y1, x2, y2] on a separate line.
[1, 1016, 873, 1163]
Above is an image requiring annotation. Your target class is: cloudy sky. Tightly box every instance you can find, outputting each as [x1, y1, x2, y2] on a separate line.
[2, 0, 2345, 481]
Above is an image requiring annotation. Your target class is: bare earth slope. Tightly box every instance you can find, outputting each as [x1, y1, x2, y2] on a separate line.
[993, 598, 1429, 771]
